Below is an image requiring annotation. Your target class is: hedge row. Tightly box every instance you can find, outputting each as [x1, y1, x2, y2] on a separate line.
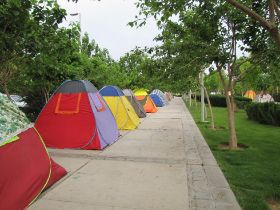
[245, 102, 280, 126]
[193, 94, 252, 109]
[272, 93, 280, 102]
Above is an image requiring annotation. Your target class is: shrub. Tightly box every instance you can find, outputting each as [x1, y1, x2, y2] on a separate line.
[273, 93, 280, 102]
[245, 102, 280, 126]
[194, 94, 252, 108]
[235, 96, 252, 109]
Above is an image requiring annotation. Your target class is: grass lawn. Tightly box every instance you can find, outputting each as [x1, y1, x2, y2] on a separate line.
[185, 101, 280, 210]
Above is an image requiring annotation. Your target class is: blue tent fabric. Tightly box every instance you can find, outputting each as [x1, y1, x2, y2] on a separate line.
[150, 94, 164, 107]
[151, 89, 168, 106]
[99, 86, 124, 96]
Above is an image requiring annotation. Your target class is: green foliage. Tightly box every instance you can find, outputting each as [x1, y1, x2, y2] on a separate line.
[245, 103, 280, 126]
[0, 0, 66, 88]
[205, 71, 224, 93]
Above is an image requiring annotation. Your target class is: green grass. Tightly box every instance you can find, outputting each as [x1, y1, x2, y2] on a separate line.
[185, 101, 280, 210]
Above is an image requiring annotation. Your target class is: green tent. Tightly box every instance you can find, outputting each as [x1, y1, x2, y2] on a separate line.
[0, 93, 30, 146]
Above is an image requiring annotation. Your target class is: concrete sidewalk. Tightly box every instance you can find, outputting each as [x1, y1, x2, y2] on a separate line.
[29, 97, 241, 210]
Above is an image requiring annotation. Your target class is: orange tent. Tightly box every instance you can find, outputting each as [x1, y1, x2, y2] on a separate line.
[244, 90, 256, 100]
[134, 89, 158, 113]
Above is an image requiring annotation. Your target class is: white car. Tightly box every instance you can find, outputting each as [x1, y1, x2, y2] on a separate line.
[10, 95, 27, 108]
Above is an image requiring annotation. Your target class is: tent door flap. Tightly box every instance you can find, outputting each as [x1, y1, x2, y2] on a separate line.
[55, 93, 82, 114]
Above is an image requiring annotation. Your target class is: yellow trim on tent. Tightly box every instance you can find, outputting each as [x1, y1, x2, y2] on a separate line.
[28, 127, 52, 207]
[0, 136, 19, 147]
[103, 96, 140, 130]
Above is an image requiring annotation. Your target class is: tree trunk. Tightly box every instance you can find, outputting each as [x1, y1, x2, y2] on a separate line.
[4, 82, 11, 100]
[218, 68, 238, 149]
[204, 103, 208, 119]
[189, 89, 192, 107]
[225, 90, 238, 149]
[204, 86, 215, 129]
[270, 27, 280, 50]
[43, 87, 50, 104]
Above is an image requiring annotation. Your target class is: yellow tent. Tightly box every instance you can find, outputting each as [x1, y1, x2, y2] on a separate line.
[100, 86, 140, 130]
[134, 89, 158, 113]
[134, 88, 149, 96]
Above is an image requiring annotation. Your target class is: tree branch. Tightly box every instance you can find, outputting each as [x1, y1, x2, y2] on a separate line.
[269, 0, 276, 25]
[273, 0, 280, 21]
[225, 0, 272, 30]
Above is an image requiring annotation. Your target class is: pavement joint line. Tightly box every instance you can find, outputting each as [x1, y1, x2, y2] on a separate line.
[50, 151, 207, 166]
[137, 128, 182, 131]
[148, 117, 182, 119]
[50, 152, 192, 165]
[43, 198, 147, 210]
[94, 155, 185, 164]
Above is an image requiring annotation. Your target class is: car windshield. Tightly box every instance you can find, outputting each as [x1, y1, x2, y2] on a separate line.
[11, 95, 23, 102]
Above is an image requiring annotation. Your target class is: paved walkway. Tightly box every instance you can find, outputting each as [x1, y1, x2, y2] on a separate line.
[29, 97, 241, 210]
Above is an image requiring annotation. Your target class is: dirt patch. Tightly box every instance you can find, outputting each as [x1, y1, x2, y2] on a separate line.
[218, 142, 248, 150]
[267, 197, 280, 210]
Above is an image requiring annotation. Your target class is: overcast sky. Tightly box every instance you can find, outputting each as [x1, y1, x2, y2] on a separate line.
[57, 0, 160, 60]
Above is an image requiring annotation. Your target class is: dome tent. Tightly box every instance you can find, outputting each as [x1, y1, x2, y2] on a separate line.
[151, 89, 168, 106]
[123, 89, 146, 118]
[100, 86, 140, 130]
[165, 92, 173, 101]
[35, 80, 119, 150]
[244, 90, 256, 100]
[150, 93, 164, 107]
[134, 89, 158, 113]
[0, 93, 66, 210]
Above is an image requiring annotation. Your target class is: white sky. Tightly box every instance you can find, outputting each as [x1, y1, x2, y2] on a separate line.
[57, 0, 160, 60]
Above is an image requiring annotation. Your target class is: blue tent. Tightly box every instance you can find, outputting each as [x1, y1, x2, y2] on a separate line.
[151, 89, 168, 106]
[150, 93, 164, 107]
[99, 86, 124, 96]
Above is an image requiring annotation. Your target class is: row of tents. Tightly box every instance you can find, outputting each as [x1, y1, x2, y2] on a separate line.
[0, 80, 173, 210]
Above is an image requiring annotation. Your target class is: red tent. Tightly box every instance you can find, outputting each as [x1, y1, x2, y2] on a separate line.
[35, 80, 119, 150]
[0, 127, 67, 210]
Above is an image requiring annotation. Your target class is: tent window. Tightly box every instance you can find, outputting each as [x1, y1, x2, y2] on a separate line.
[90, 93, 106, 112]
[55, 93, 82, 114]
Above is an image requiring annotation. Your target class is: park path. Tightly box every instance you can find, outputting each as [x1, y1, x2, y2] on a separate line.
[29, 97, 241, 210]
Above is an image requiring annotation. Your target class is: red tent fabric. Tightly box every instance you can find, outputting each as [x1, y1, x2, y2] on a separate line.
[0, 127, 67, 210]
[35, 92, 100, 149]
